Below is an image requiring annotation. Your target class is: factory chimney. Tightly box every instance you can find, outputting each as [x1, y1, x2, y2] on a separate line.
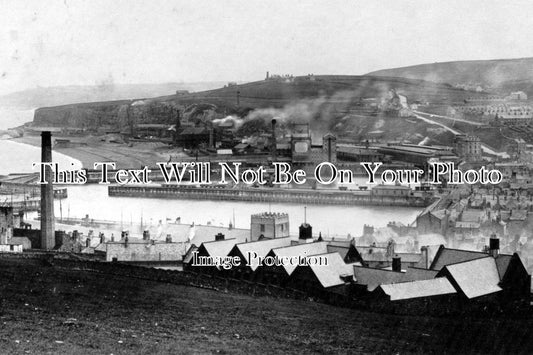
[489, 233, 499, 257]
[271, 119, 278, 162]
[209, 126, 215, 148]
[392, 255, 402, 272]
[40, 131, 55, 249]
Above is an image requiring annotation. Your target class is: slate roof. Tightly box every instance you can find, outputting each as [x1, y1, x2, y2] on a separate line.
[379, 277, 457, 301]
[353, 265, 438, 291]
[270, 241, 329, 275]
[232, 237, 293, 270]
[326, 245, 350, 259]
[94, 243, 107, 252]
[357, 246, 389, 263]
[397, 253, 423, 263]
[305, 252, 356, 288]
[353, 267, 406, 291]
[326, 240, 353, 248]
[441, 257, 502, 299]
[494, 254, 513, 280]
[201, 238, 237, 259]
[404, 267, 439, 281]
[431, 210, 447, 220]
[183, 245, 199, 264]
[9, 237, 31, 249]
[455, 221, 480, 229]
[461, 210, 485, 222]
[430, 247, 489, 271]
[148, 224, 249, 245]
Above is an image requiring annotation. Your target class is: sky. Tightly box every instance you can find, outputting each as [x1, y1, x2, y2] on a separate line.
[1, 0, 533, 95]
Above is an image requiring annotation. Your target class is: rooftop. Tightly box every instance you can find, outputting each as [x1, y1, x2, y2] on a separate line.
[270, 242, 329, 275]
[304, 252, 356, 288]
[440, 257, 502, 299]
[379, 277, 456, 301]
[232, 237, 293, 271]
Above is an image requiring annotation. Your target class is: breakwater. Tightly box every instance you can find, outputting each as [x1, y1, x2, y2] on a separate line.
[108, 185, 435, 207]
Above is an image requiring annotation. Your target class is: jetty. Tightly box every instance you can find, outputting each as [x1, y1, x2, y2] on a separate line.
[108, 184, 435, 207]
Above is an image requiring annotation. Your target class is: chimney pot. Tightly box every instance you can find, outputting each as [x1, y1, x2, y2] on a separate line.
[489, 236, 500, 257]
[299, 223, 312, 240]
[392, 256, 402, 272]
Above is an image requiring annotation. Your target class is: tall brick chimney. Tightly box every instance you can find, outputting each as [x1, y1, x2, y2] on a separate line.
[40, 131, 55, 249]
[271, 119, 277, 162]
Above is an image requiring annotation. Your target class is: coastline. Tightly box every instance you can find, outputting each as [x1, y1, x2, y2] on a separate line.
[10, 135, 176, 169]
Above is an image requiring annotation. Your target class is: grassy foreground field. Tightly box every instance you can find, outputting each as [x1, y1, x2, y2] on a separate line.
[1, 259, 532, 354]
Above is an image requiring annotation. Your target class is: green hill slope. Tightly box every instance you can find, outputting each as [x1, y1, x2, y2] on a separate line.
[367, 57, 533, 88]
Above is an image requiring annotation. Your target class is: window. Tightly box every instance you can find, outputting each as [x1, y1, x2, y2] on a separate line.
[260, 224, 265, 232]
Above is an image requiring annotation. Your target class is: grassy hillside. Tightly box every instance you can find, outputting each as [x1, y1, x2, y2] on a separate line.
[30, 75, 482, 131]
[173, 75, 483, 107]
[367, 57, 533, 89]
[1, 258, 532, 354]
[497, 78, 533, 97]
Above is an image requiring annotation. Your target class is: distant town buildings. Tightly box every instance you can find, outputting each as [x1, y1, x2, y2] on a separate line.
[453, 134, 482, 162]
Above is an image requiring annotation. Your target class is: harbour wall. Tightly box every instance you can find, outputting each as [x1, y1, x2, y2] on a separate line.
[108, 185, 434, 207]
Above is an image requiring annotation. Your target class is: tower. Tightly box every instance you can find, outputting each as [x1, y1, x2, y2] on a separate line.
[40, 131, 55, 249]
[271, 119, 278, 162]
[322, 133, 337, 163]
[250, 212, 290, 241]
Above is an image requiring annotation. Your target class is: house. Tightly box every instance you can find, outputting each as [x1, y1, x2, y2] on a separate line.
[182, 245, 199, 271]
[355, 245, 422, 269]
[326, 241, 363, 264]
[105, 239, 186, 262]
[0, 243, 23, 253]
[258, 241, 329, 286]
[353, 265, 438, 293]
[145, 223, 249, 245]
[226, 237, 292, 280]
[355, 245, 389, 268]
[191, 238, 238, 274]
[9, 236, 31, 250]
[430, 245, 498, 270]
[436, 257, 502, 300]
[416, 209, 449, 235]
[288, 252, 356, 296]
[430, 243, 531, 301]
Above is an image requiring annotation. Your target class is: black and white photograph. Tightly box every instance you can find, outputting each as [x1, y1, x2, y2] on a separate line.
[1, 0, 533, 353]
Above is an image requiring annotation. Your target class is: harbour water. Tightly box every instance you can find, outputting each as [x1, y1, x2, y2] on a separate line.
[0, 107, 423, 237]
[54, 184, 422, 237]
